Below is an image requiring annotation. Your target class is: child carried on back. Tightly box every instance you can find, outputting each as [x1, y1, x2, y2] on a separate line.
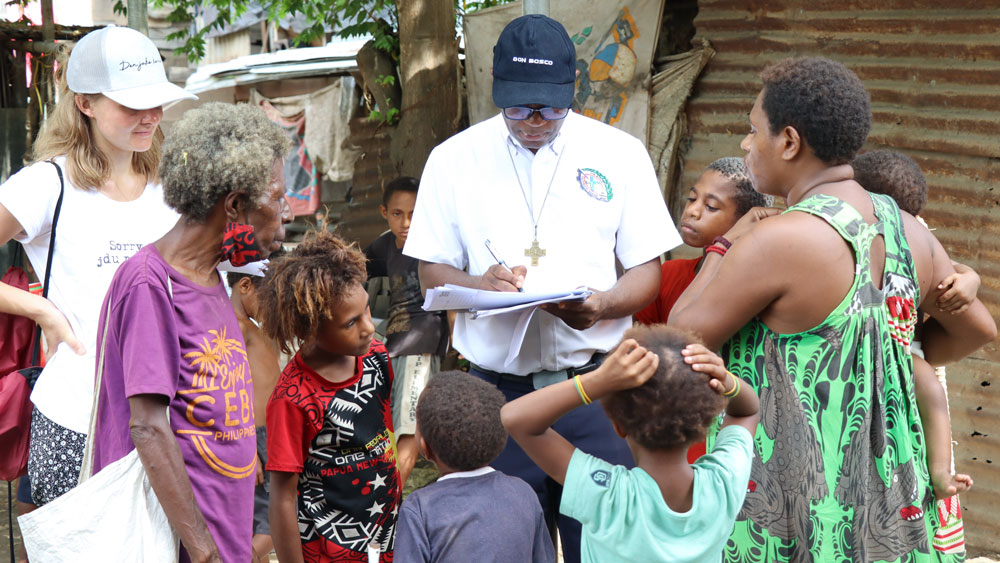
[501, 324, 760, 562]
[853, 149, 978, 500]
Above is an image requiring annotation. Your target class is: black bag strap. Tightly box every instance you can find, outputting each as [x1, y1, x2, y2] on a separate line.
[29, 161, 65, 366]
[9, 238, 24, 268]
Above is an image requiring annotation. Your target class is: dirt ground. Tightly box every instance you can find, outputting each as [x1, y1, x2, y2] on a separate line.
[0, 461, 445, 562]
[2, 473, 991, 562]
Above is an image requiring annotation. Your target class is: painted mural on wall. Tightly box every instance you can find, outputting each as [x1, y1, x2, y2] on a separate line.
[465, 0, 664, 144]
[571, 8, 641, 127]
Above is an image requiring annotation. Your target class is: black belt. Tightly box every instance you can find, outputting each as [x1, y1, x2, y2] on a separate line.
[472, 352, 607, 389]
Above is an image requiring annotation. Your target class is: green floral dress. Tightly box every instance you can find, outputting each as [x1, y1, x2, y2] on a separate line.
[711, 193, 955, 563]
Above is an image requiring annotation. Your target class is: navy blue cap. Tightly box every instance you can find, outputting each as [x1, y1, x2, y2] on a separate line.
[492, 15, 576, 109]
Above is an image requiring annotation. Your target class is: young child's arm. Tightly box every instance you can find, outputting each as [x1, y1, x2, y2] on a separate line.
[500, 339, 659, 484]
[682, 344, 760, 435]
[936, 261, 981, 315]
[269, 471, 305, 563]
[913, 355, 973, 499]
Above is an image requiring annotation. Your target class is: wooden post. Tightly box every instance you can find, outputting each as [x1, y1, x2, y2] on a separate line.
[25, 0, 55, 156]
[391, 0, 460, 178]
[128, 0, 149, 36]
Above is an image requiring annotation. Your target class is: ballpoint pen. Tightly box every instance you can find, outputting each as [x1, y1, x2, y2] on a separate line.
[484, 239, 523, 292]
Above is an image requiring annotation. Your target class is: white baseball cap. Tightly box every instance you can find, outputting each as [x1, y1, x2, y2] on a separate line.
[66, 26, 197, 110]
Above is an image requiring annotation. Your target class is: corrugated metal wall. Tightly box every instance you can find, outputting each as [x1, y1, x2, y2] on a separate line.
[681, 1, 1000, 552]
[336, 117, 395, 248]
[205, 29, 252, 65]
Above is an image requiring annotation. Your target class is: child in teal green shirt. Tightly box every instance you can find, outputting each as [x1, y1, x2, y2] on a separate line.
[501, 325, 760, 562]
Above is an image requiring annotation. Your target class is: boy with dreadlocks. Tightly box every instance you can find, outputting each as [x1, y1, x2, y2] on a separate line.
[260, 230, 400, 563]
[636, 157, 771, 326]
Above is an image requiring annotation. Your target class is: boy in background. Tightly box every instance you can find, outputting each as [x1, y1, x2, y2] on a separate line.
[636, 157, 770, 325]
[395, 371, 555, 563]
[502, 325, 759, 562]
[228, 271, 283, 562]
[365, 177, 450, 486]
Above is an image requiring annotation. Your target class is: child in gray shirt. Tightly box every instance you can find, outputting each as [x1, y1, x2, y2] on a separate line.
[395, 371, 555, 563]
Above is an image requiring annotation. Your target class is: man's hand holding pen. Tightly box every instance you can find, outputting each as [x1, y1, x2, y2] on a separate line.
[483, 239, 526, 292]
[480, 263, 527, 293]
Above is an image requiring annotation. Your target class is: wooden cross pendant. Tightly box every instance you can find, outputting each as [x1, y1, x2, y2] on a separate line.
[524, 239, 546, 266]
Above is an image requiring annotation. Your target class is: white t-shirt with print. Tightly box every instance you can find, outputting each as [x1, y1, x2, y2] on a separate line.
[0, 156, 179, 434]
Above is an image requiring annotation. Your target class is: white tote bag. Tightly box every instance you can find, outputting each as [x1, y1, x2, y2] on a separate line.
[17, 302, 179, 562]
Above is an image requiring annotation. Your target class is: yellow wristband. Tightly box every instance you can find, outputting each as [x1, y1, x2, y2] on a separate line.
[574, 375, 593, 405]
[723, 372, 741, 398]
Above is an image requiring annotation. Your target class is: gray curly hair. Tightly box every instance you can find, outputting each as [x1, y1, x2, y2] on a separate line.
[161, 102, 290, 221]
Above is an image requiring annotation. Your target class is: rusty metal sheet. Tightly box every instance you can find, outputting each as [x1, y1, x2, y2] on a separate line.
[681, 0, 1000, 553]
[335, 117, 395, 248]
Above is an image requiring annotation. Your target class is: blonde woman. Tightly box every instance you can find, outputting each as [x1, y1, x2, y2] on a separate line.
[0, 26, 193, 506]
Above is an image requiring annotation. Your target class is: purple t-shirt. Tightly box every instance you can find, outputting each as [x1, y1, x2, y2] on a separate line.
[92, 244, 255, 563]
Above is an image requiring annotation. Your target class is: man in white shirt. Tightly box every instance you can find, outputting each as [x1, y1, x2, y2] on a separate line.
[403, 14, 681, 562]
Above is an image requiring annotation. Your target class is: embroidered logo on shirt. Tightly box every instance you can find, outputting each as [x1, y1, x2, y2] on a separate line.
[577, 168, 613, 202]
[590, 470, 611, 487]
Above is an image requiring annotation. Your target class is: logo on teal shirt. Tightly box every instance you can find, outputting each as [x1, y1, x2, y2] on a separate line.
[590, 470, 610, 487]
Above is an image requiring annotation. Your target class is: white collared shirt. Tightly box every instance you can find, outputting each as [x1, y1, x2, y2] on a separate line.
[404, 112, 681, 375]
[436, 466, 496, 481]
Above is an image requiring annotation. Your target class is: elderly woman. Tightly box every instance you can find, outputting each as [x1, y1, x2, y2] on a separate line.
[91, 102, 291, 563]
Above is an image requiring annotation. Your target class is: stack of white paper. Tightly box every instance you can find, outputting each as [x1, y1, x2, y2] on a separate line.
[421, 284, 592, 318]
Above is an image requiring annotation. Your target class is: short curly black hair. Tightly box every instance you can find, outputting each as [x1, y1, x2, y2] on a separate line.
[852, 149, 927, 216]
[382, 176, 418, 207]
[705, 157, 772, 216]
[601, 325, 724, 450]
[416, 371, 507, 471]
[759, 57, 871, 165]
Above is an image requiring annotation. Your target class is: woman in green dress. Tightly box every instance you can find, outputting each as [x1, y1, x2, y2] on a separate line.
[669, 57, 996, 563]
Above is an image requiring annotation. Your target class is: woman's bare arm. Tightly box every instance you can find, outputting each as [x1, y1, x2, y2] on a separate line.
[0, 202, 85, 355]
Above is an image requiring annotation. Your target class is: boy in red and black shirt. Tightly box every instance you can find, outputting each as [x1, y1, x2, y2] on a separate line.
[262, 231, 401, 562]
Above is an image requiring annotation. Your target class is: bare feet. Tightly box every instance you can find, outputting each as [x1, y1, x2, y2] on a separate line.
[932, 470, 973, 500]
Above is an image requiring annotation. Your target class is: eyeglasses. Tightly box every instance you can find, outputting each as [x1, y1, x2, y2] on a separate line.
[502, 106, 570, 121]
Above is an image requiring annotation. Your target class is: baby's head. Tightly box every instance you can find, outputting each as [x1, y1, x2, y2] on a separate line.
[602, 325, 724, 450]
[258, 229, 372, 356]
[680, 157, 771, 248]
[416, 371, 507, 472]
[852, 149, 927, 216]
